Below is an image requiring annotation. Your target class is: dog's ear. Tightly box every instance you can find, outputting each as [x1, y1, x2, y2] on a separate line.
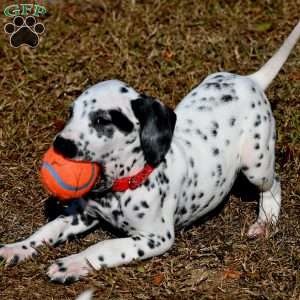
[131, 95, 177, 167]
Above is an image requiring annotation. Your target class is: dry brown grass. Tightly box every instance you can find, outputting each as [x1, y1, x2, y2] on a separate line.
[0, 0, 300, 299]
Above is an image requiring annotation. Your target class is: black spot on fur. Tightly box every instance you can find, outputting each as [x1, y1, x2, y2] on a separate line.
[217, 164, 222, 177]
[148, 239, 155, 249]
[189, 158, 194, 168]
[212, 129, 217, 136]
[9, 255, 19, 266]
[59, 267, 67, 272]
[254, 114, 262, 127]
[180, 207, 187, 215]
[141, 201, 149, 209]
[206, 82, 221, 89]
[212, 148, 219, 155]
[212, 121, 219, 128]
[120, 87, 129, 93]
[132, 146, 141, 153]
[214, 74, 224, 79]
[137, 213, 145, 218]
[125, 197, 131, 207]
[221, 95, 233, 102]
[137, 249, 144, 257]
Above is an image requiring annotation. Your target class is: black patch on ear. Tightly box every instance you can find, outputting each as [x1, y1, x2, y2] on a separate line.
[109, 110, 134, 134]
[131, 95, 177, 167]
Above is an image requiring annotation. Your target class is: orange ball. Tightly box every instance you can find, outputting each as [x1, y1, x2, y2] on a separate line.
[40, 147, 100, 201]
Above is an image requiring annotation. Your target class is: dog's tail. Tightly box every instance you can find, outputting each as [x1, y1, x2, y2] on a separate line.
[248, 21, 300, 91]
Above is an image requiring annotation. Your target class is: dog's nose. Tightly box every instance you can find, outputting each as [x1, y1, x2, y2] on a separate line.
[53, 136, 78, 158]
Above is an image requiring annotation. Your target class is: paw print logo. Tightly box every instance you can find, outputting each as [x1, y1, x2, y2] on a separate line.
[4, 16, 45, 48]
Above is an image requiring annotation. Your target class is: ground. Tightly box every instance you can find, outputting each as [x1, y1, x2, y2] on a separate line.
[0, 0, 300, 299]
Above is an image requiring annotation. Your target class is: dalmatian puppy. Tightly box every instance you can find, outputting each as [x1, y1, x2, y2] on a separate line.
[0, 21, 299, 283]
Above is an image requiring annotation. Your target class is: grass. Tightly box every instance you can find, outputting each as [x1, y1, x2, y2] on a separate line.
[0, 0, 300, 299]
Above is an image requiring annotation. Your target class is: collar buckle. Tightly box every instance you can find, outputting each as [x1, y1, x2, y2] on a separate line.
[128, 177, 139, 190]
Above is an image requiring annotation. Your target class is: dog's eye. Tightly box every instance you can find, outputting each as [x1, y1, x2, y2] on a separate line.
[95, 116, 111, 126]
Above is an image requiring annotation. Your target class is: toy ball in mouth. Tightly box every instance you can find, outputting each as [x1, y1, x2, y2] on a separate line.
[40, 147, 100, 201]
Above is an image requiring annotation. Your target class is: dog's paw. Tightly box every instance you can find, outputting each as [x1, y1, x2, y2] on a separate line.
[47, 255, 92, 284]
[247, 222, 267, 238]
[0, 243, 37, 266]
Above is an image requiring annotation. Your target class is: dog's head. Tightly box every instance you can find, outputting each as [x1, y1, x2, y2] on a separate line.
[53, 80, 176, 178]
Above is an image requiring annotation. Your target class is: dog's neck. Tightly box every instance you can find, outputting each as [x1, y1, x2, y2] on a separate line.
[101, 138, 146, 181]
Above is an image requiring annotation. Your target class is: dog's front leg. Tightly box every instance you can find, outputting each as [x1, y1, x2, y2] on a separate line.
[47, 230, 175, 283]
[0, 212, 98, 266]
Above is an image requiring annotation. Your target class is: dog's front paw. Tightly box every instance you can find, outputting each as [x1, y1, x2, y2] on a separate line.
[47, 254, 92, 284]
[0, 243, 37, 266]
[247, 221, 267, 238]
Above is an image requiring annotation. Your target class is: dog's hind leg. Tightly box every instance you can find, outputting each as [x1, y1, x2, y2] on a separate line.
[240, 113, 281, 237]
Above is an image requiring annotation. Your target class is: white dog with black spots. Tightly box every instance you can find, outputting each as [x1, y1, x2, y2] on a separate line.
[1, 21, 299, 284]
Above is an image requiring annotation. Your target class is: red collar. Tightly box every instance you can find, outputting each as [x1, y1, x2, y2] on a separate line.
[111, 164, 154, 192]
